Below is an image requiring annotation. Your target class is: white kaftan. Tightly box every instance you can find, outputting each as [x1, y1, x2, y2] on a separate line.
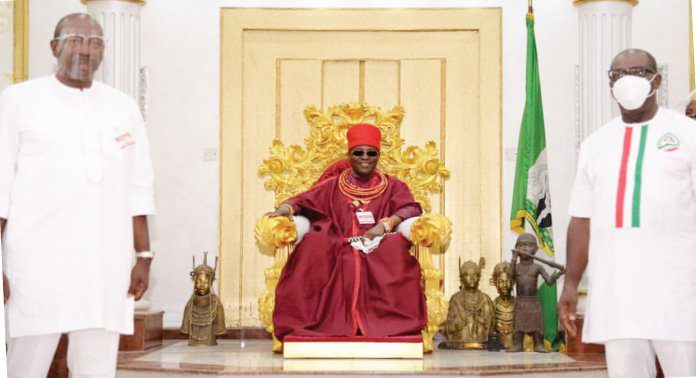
[569, 107, 696, 343]
[0, 76, 155, 337]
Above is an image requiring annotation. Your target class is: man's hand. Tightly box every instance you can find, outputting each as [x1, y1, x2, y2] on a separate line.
[559, 217, 590, 339]
[363, 223, 386, 240]
[128, 258, 151, 300]
[549, 269, 566, 284]
[3, 273, 9, 304]
[558, 284, 579, 338]
[266, 204, 292, 218]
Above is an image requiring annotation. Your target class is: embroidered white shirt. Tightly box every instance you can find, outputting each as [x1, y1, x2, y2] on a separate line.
[0, 76, 156, 337]
[569, 107, 696, 343]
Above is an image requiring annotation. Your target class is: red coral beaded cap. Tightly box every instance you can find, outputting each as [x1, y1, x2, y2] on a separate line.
[347, 123, 381, 151]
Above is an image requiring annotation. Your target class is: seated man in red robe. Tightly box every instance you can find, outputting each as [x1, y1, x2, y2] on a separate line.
[267, 123, 427, 340]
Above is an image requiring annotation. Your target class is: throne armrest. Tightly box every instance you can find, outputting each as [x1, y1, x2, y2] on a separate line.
[254, 215, 298, 252]
[408, 214, 452, 252]
[262, 214, 451, 251]
[254, 215, 310, 252]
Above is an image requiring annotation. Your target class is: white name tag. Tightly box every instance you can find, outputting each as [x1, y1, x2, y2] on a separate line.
[356, 211, 376, 225]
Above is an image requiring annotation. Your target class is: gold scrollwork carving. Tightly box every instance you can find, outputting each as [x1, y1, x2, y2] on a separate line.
[258, 103, 450, 212]
[409, 214, 453, 252]
[258, 248, 286, 352]
[422, 287, 449, 352]
[254, 215, 297, 254]
[255, 217, 295, 352]
[409, 214, 452, 352]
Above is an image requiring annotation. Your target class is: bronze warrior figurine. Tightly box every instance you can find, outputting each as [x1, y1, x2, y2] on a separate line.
[508, 233, 565, 353]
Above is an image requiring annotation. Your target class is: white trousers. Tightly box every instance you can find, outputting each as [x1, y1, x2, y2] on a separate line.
[7, 329, 120, 378]
[605, 339, 696, 378]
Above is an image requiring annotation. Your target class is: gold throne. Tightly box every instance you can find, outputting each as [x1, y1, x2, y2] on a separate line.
[254, 103, 452, 353]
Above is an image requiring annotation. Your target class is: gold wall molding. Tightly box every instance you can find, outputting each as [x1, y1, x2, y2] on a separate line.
[13, 0, 28, 83]
[573, 0, 638, 6]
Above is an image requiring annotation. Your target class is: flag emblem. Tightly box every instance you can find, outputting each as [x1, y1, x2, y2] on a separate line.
[657, 132, 680, 152]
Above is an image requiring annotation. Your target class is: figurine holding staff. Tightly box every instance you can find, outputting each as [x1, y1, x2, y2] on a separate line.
[508, 233, 565, 353]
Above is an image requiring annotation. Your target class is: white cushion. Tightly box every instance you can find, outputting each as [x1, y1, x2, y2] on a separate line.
[395, 216, 420, 239]
[292, 215, 311, 245]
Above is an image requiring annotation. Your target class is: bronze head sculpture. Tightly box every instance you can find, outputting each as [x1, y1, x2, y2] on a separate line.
[490, 261, 515, 349]
[440, 257, 495, 349]
[180, 252, 227, 346]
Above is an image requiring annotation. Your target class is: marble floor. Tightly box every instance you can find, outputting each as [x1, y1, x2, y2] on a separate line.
[116, 340, 608, 377]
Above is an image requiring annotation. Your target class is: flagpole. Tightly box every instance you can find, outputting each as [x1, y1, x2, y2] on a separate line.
[512, 0, 564, 352]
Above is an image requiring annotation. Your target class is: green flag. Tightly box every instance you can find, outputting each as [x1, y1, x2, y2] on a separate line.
[510, 11, 563, 351]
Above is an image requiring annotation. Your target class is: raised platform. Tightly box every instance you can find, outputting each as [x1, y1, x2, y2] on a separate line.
[116, 340, 608, 377]
[283, 335, 423, 359]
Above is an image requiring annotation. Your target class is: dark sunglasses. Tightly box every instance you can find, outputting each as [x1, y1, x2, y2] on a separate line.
[351, 150, 379, 157]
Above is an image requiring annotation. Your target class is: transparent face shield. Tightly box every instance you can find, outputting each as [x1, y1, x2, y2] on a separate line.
[53, 25, 106, 184]
[53, 29, 105, 84]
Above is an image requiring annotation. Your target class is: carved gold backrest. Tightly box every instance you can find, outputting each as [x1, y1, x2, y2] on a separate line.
[258, 103, 450, 212]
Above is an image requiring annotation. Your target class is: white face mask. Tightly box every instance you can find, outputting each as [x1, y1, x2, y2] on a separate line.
[611, 75, 656, 110]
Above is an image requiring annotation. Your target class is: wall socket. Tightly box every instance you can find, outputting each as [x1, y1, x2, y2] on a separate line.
[203, 148, 218, 161]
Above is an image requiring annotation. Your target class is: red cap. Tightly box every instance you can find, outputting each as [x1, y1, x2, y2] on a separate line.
[347, 123, 381, 151]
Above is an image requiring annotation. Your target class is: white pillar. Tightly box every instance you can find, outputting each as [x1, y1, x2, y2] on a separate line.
[575, 0, 636, 143]
[85, 2, 150, 310]
[85, 0, 144, 101]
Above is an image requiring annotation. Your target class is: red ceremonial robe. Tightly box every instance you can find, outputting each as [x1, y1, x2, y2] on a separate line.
[273, 171, 427, 341]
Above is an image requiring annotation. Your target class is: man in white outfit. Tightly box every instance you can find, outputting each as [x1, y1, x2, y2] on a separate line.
[0, 13, 156, 377]
[559, 49, 696, 378]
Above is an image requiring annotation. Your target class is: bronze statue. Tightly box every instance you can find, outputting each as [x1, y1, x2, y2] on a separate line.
[181, 252, 226, 346]
[440, 257, 495, 349]
[490, 261, 515, 349]
[508, 233, 565, 353]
